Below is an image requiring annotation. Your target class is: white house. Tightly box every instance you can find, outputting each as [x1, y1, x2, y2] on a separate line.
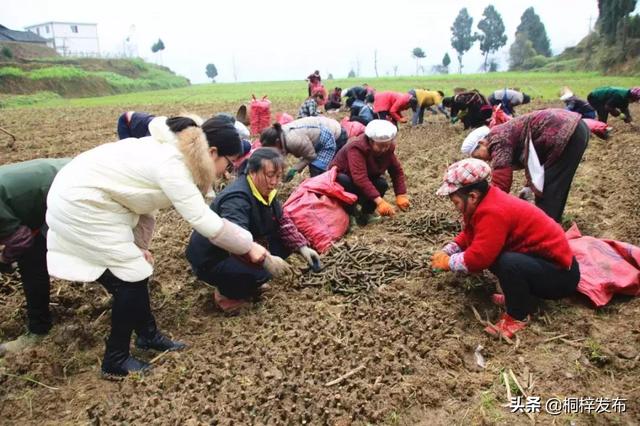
[25, 22, 99, 57]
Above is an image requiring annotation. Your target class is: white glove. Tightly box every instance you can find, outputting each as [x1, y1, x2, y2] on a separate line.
[263, 254, 294, 278]
[299, 246, 322, 271]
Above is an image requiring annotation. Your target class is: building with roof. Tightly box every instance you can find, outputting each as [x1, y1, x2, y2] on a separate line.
[0, 24, 48, 44]
[25, 22, 99, 57]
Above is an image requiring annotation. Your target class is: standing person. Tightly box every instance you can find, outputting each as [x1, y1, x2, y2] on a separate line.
[260, 119, 337, 181]
[461, 109, 589, 223]
[46, 116, 290, 377]
[408, 89, 447, 125]
[373, 91, 416, 125]
[186, 149, 315, 312]
[487, 89, 531, 115]
[329, 120, 410, 226]
[298, 91, 325, 118]
[587, 86, 640, 123]
[306, 70, 322, 96]
[0, 158, 70, 356]
[443, 89, 492, 129]
[325, 87, 342, 111]
[431, 159, 580, 338]
[116, 111, 155, 139]
[560, 89, 597, 119]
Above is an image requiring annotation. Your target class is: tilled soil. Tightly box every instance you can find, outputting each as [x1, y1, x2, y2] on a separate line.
[0, 101, 639, 425]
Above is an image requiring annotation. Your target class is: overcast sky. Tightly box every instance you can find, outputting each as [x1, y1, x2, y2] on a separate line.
[4, 0, 603, 84]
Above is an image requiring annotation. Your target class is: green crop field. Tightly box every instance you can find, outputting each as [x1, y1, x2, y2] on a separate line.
[1, 71, 637, 109]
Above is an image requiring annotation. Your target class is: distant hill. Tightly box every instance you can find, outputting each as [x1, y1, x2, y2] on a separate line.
[0, 42, 190, 98]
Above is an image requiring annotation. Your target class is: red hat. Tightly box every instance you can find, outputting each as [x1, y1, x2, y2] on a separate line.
[436, 158, 492, 196]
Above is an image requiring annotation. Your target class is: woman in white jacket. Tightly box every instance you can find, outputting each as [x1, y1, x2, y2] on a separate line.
[46, 115, 291, 377]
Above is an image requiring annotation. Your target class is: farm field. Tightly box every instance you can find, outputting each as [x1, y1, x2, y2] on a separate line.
[0, 77, 639, 425]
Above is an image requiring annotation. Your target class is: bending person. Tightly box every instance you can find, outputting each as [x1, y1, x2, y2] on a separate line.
[46, 116, 288, 377]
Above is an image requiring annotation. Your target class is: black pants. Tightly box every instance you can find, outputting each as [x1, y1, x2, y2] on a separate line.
[490, 253, 580, 320]
[587, 95, 608, 123]
[325, 101, 341, 111]
[97, 270, 156, 356]
[337, 173, 388, 215]
[196, 237, 289, 300]
[16, 233, 51, 335]
[309, 164, 325, 177]
[535, 119, 589, 223]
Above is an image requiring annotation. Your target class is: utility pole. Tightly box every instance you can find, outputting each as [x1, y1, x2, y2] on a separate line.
[374, 50, 379, 78]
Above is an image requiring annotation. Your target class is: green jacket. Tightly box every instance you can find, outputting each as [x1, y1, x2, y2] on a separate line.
[588, 87, 630, 108]
[0, 158, 70, 237]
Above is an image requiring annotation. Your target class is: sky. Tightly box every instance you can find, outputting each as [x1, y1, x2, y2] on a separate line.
[3, 0, 603, 84]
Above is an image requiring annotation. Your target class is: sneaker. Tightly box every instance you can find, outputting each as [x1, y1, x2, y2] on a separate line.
[214, 289, 251, 313]
[491, 293, 505, 306]
[135, 331, 186, 352]
[0, 333, 44, 356]
[484, 313, 528, 339]
[101, 354, 151, 378]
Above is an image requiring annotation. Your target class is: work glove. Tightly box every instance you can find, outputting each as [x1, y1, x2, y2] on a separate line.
[284, 168, 297, 183]
[263, 254, 295, 278]
[395, 194, 410, 211]
[376, 200, 396, 217]
[450, 116, 459, 124]
[398, 117, 408, 124]
[299, 246, 322, 272]
[518, 187, 534, 201]
[431, 251, 451, 271]
[140, 249, 155, 265]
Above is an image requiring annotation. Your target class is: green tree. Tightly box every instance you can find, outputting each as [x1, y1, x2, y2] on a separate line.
[477, 5, 507, 71]
[205, 63, 218, 82]
[597, 0, 637, 44]
[411, 47, 426, 75]
[451, 8, 476, 73]
[442, 52, 451, 68]
[516, 7, 552, 56]
[509, 32, 537, 70]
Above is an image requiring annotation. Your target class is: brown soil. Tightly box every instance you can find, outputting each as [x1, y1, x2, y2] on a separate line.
[0, 102, 639, 425]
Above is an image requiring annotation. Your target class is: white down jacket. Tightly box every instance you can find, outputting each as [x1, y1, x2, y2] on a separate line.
[46, 123, 253, 283]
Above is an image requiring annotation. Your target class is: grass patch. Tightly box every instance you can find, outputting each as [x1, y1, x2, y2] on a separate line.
[0, 91, 62, 108]
[27, 66, 89, 80]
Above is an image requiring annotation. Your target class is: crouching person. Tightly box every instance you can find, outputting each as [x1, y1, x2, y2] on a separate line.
[0, 158, 70, 356]
[431, 159, 580, 339]
[186, 148, 320, 312]
[329, 120, 410, 227]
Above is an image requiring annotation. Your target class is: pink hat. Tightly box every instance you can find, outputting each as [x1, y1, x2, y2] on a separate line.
[630, 87, 640, 102]
[436, 158, 492, 196]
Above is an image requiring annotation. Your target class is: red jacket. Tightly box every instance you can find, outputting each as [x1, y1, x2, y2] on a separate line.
[373, 91, 412, 122]
[454, 186, 574, 273]
[329, 134, 407, 200]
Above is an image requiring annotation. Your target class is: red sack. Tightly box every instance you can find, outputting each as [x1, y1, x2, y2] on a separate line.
[249, 95, 271, 136]
[489, 105, 511, 128]
[340, 117, 365, 138]
[566, 223, 640, 307]
[275, 112, 294, 125]
[583, 118, 609, 139]
[283, 167, 357, 253]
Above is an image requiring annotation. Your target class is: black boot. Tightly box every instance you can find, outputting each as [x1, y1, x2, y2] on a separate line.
[135, 331, 186, 352]
[101, 348, 151, 378]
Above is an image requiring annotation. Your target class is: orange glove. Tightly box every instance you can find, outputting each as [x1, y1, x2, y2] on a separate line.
[431, 251, 450, 271]
[396, 194, 410, 211]
[398, 117, 408, 124]
[376, 200, 396, 217]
